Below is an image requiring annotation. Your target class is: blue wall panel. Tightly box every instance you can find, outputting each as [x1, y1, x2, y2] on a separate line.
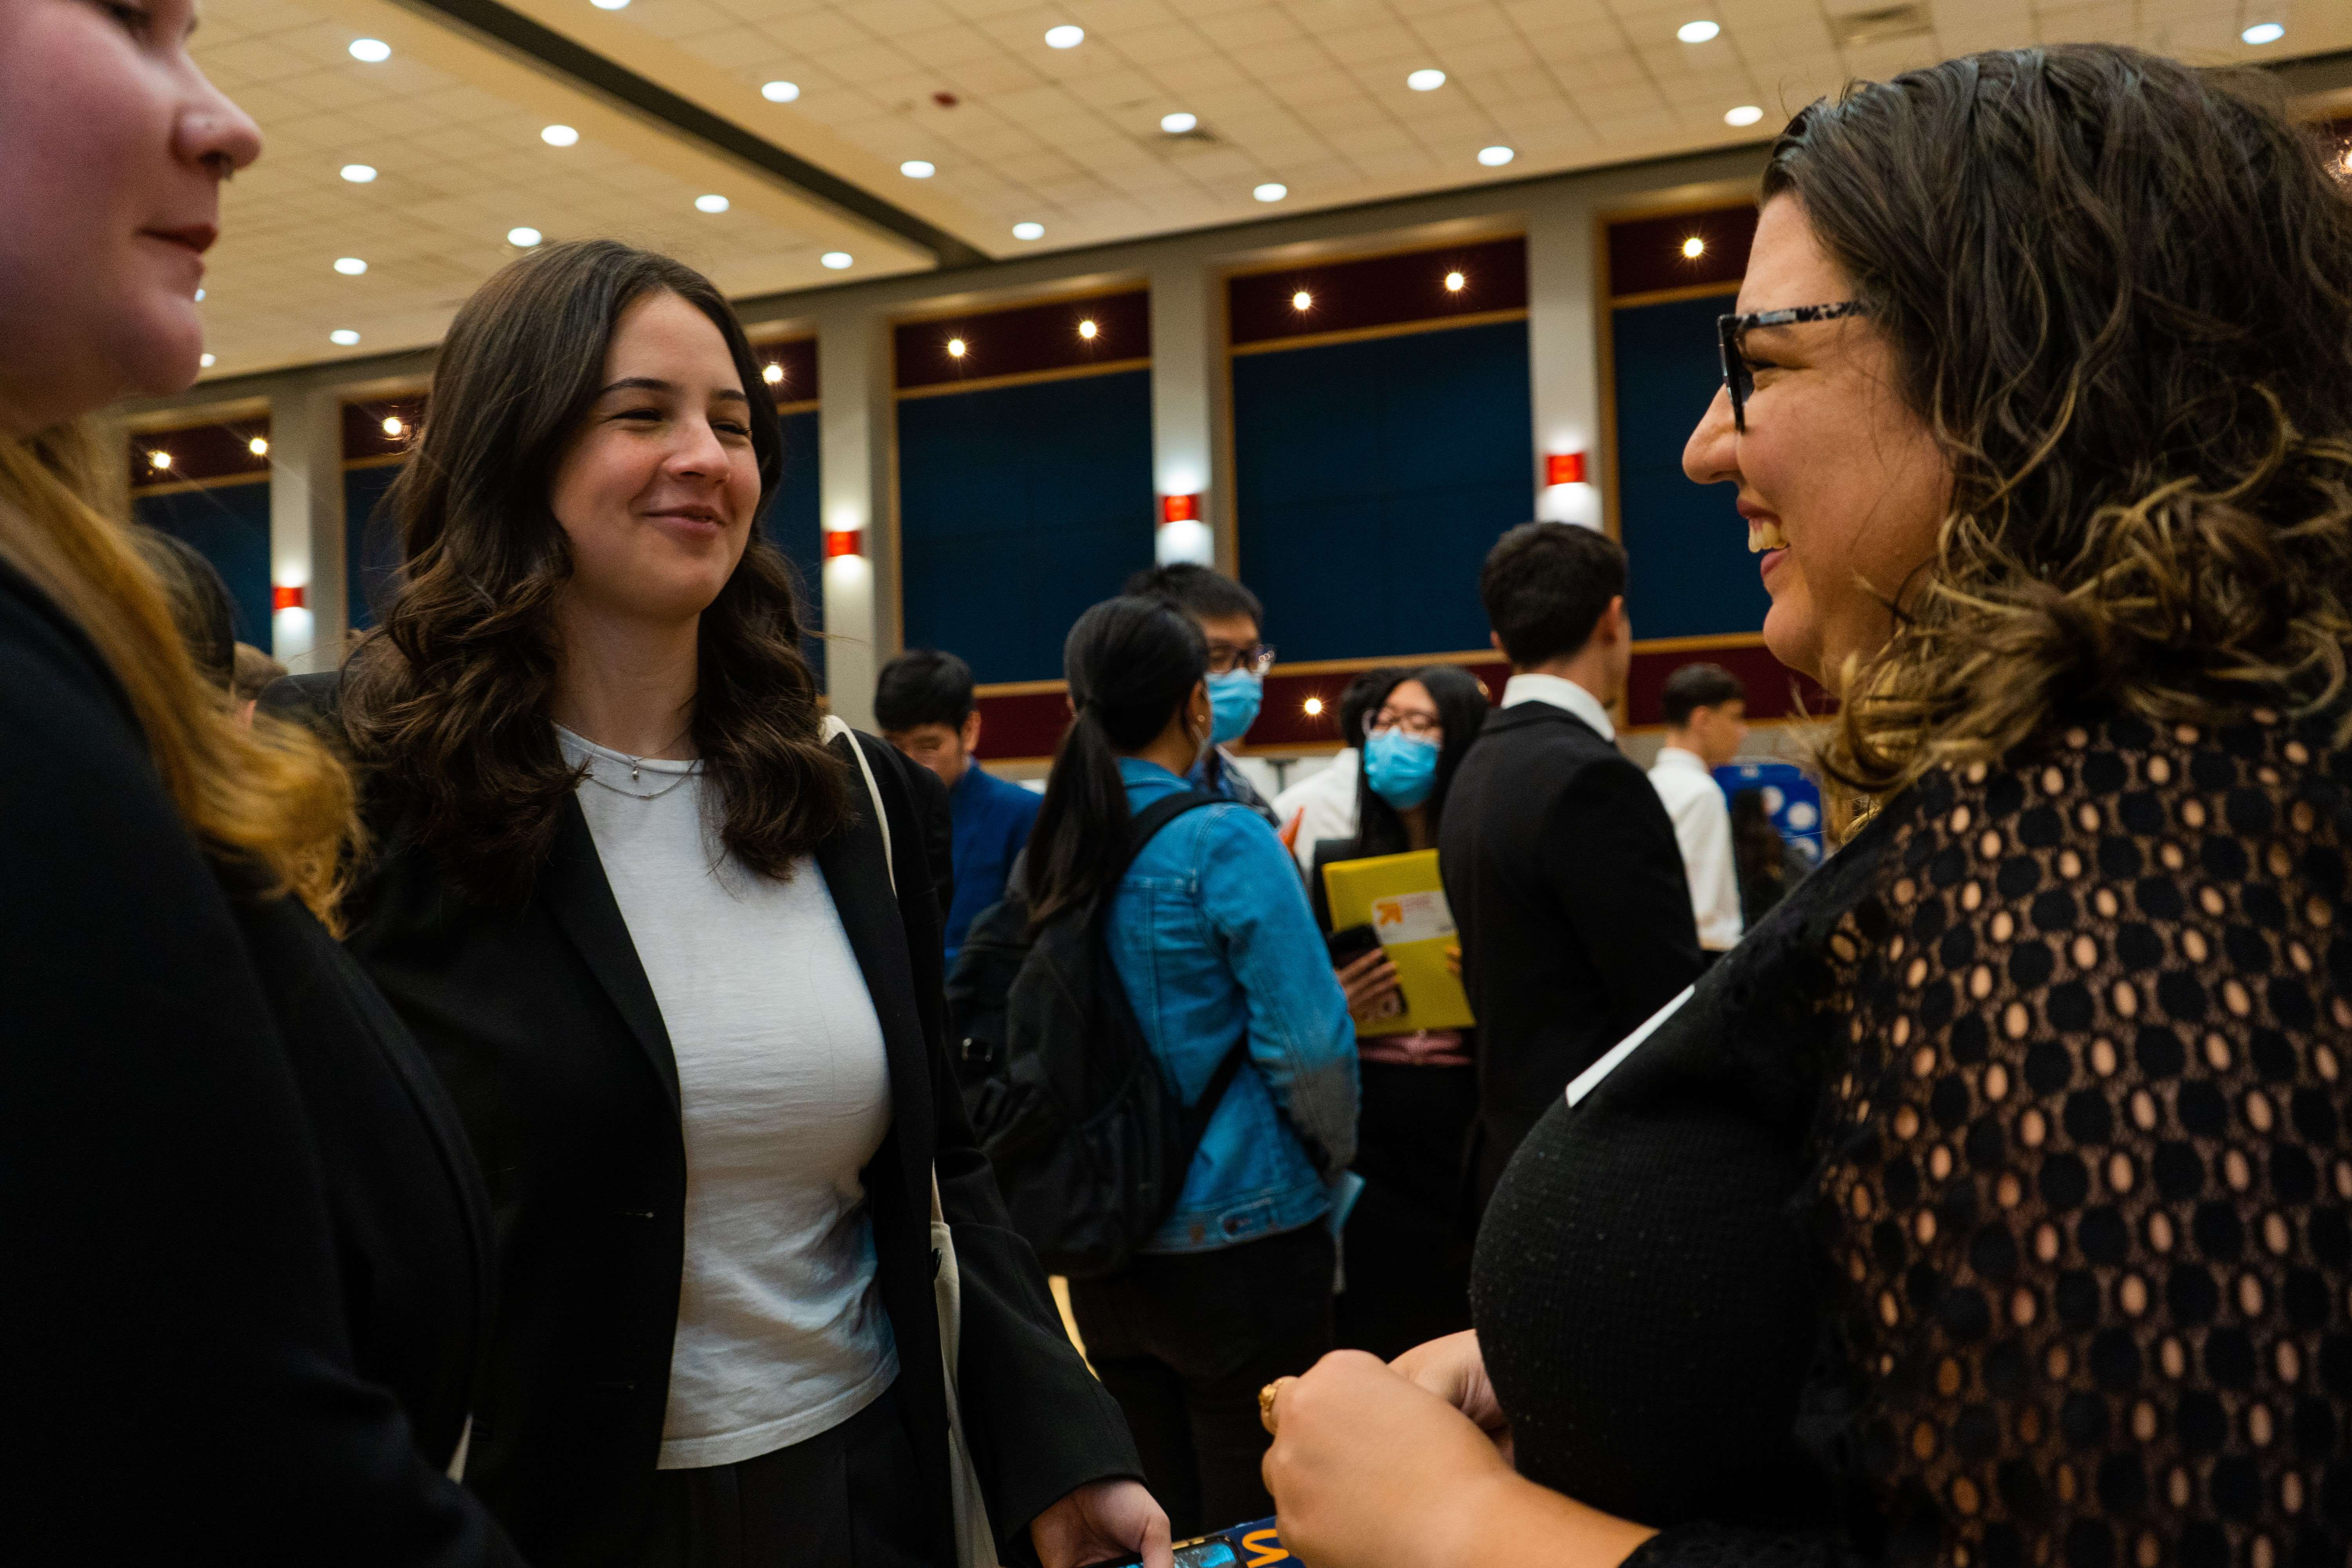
[765, 409, 825, 686]
[1611, 295, 1766, 639]
[345, 462, 404, 633]
[134, 480, 272, 653]
[897, 369, 1154, 684]
[1233, 319, 1531, 662]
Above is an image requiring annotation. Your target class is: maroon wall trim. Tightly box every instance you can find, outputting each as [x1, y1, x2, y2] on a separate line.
[1606, 205, 1757, 299]
[895, 290, 1150, 392]
[1229, 236, 1526, 347]
[130, 416, 271, 490]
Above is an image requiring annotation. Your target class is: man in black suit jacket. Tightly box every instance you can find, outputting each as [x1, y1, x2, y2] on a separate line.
[1441, 523, 1704, 1201]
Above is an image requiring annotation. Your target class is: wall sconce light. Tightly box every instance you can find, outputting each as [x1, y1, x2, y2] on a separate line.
[824, 528, 864, 559]
[1443, 270, 1465, 292]
[1290, 290, 1312, 311]
[1160, 493, 1201, 524]
[1302, 696, 1325, 717]
[1544, 452, 1588, 486]
[148, 449, 172, 470]
[272, 584, 307, 612]
[946, 337, 967, 358]
[1078, 318, 1098, 340]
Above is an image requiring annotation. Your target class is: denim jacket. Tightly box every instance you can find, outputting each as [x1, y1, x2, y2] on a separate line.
[1107, 757, 1358, 1253]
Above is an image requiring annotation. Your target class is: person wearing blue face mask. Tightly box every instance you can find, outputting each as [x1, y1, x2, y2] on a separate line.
[1305, 666, 1490, 1363]
[1123, 564, 1281, 825]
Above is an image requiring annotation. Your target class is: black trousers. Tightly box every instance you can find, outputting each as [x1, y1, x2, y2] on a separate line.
[643, 1381, 943, 1568]
[1334, 1061, 1477, 1362]
[1067, 1223, 1335, 1539]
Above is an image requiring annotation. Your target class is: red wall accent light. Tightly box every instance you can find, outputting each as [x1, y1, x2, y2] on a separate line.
[824, 529, 864, 559]
[271, 584, 306, 612]
[1544, 452, 1587, 486]
[1160, 493, 1201, 524]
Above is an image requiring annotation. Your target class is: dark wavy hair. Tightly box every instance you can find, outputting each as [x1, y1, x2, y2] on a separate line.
[1027, 595, 1207, 928]
[342, 239, 845, 902]
[1763, 46, 2352, 798]
[1351, 663, 1489, 857]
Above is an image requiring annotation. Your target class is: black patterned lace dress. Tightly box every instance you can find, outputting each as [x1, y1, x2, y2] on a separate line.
[1470, 705, 2351, 1568]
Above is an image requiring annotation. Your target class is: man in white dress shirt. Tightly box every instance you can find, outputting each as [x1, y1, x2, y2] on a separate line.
[1646, 662, 1750, 954]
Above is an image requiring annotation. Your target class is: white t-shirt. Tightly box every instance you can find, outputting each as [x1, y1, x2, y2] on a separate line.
[1648, 745, 1744, 951]
[1271, 749, 1360, 872]
[558, 728, 898, 1472]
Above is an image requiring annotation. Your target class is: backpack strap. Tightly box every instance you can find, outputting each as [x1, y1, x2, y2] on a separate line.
[1108, 787, 1222, 887]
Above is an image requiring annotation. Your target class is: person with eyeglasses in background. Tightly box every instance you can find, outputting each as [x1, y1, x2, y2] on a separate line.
[1124, 564, 1280, 825]
[1272, 666, 1406, 874]
[1305, 666, 1490, 1363]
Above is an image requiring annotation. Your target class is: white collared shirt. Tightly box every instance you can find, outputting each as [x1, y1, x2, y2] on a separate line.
[1648, 745, 1744, 951]
[1500, 671, 1616, 742]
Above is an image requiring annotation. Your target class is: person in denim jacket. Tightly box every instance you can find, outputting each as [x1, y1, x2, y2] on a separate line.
[1029, 595, 1358, 1541]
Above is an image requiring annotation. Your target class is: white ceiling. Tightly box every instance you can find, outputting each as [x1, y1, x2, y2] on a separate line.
[186, 0, 2352, 378]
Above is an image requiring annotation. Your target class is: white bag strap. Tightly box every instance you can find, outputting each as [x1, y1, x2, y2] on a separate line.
[823, 715, 895, 896]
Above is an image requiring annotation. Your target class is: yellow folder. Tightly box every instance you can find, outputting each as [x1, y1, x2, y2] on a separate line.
[1320, 849, 1476, 1038]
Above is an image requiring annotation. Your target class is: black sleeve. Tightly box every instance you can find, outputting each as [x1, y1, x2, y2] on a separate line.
[0, 604, 518, 1563]
[1545, 753, 1705, 1031]
[859, 736, 1143, 1550]
[908, 748, 957, 930]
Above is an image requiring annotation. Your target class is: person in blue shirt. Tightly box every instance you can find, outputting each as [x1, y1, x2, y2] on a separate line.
[1123, 564, 1278, 825]
[875, 648, 1042, 965]
[1026, 595, 1357, 1540]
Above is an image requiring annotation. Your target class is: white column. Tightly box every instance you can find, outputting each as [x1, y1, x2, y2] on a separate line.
[266, 386, 347, 670]
[1149, 257, 1218, 568]
[815, 305, 895, 730]
[1525, 196, 1604, 530]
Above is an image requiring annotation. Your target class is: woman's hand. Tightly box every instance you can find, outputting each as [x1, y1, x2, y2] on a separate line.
[1390, 1330, 1511, 1463]
[1336, 951, 1403, 1024]
[1030, 1477, 1171, 1568]
[1264, 1352, 1657, 1568]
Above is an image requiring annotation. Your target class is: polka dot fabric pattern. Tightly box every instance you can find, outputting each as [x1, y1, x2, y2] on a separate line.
[1628, 708, 2352, 1568]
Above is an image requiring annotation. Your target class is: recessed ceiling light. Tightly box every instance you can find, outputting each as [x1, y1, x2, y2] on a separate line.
[149, 449, 172, 469]
[1725, 104, 1764, 127]
[1254, 181, 1288, 202]
[249, 437, 269, 457]
[1408, 68, 1446, 91]
[383, 416, 405, 437]
[541, 124, 579, 147]
[334, 257, 368, 275]
[200, 353, 216, 368]
[1677, 19, 1719, 42]
[820, 251, 853, 269]
[1161, 111, 1198, 134]
[947, 338, 967, 358]
[1444, 270, 1465, 291]
[590, 0, 629, 9]
[901, 160, 936, 178]
[1477, 145, 1515, 167]
[1044, 24, 1083, 48]
[1682, 236, 1707, 259]
[762, 80, 800, 102]
[1291, 290, 1312, 310]
[341, 163, 377, 183]
[348, 38, 390, 62]
[507, 226, 543, 247]
[1078, 319, 1098, 339]
[194, 289, 205, 301]
[762, 363, 784, 385]
[695, 193, 731, 213]
[330, 329, 361, 346]
[1012, 221, 1044, 240]
[2241, 21, 2284, 44]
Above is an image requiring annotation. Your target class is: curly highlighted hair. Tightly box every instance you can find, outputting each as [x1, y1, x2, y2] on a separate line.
[1764, 45, 2352, 800]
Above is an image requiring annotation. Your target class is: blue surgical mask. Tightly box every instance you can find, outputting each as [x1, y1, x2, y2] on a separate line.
[1365, 729, 1440, 809]
[1205, 669, 1263, 745]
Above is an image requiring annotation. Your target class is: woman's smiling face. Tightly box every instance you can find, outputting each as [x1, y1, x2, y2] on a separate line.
[1682, 194, 1952, 689]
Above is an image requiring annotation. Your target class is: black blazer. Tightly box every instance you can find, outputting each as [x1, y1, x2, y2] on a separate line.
[269, 675, 1139, 1567]
[1437, 698, 1703, 1198]
[0, 564, 514, 1564]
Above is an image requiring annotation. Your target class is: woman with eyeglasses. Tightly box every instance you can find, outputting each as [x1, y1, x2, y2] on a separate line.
[1038, 595, 1358, 1542]
[1260, 44, 2352, 1568]
[1307, 666, 1490, 1362]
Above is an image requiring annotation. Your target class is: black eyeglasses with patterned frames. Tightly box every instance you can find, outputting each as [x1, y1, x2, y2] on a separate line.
[1717, 301, 1870, 433]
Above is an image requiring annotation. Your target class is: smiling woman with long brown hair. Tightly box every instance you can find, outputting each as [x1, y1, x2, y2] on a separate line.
[1261, 45, 2352, 1568]
[285, 239, 1169, 1568]
[1, 2, 520, 1559]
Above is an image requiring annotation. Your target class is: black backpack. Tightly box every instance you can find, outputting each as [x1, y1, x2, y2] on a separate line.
[947, 789, 1247, 1279]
